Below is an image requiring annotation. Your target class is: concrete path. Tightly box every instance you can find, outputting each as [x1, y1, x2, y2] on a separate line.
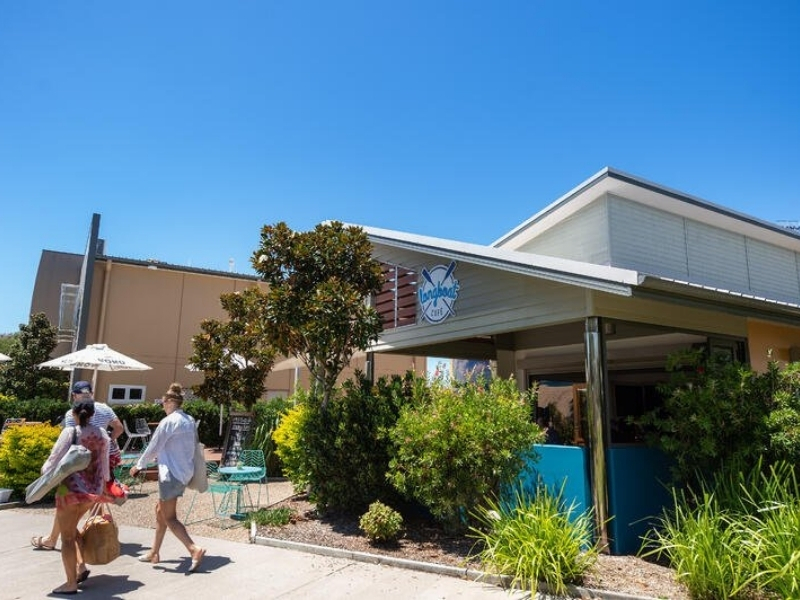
[0, 508, 530, 599]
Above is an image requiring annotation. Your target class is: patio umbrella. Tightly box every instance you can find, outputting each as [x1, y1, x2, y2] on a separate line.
[0, 352, 11, 362]
[38, 343, 152, 390]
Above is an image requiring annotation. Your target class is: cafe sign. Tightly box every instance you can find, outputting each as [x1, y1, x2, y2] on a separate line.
[418, 261, 460, 324]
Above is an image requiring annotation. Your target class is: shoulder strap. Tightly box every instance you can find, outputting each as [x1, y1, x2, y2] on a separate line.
[72, 426, 79, 445]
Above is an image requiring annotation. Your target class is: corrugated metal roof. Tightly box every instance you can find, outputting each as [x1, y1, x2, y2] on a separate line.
[98, 254, 262, 281]
[356, 224, 640, 296]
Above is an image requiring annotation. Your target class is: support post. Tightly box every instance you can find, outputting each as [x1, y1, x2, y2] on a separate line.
[584, 316, 610, 551]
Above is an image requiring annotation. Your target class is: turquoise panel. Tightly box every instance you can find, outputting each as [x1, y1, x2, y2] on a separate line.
[606, 447, 673, 555]
[510, 445, 591, 520]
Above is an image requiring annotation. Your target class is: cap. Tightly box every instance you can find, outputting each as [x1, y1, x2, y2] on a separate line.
[72, 381, 93, 394]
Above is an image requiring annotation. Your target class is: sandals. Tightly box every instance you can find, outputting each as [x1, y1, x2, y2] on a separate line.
[77, 568, 90, 584]
[189, 547, 206, 573]
[30, 535, 56, 550]
[137, 551, 160, 564]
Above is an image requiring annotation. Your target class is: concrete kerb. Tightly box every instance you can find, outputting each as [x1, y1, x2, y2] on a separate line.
[251, 533, 663, 600]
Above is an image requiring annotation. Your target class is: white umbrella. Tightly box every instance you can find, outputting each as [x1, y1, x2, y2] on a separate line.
[0, 352, 11, 362]
[38, 343, 152, 390]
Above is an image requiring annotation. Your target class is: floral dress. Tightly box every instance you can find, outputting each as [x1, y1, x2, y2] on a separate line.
[41, 424, 111, 507]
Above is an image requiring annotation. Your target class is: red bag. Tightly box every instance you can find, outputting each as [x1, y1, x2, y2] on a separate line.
[105, 478, 129, 506]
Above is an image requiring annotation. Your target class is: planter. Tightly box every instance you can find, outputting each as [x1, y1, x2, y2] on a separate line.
[0, 488, 12, 503]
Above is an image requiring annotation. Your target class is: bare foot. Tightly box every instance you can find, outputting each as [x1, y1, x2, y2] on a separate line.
[189, 547, 206, 572]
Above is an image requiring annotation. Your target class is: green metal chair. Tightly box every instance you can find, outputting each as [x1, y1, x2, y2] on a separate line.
[114, 453, 146, 495]
[224, 449, 268, 511]
[184, 461, 244, 527]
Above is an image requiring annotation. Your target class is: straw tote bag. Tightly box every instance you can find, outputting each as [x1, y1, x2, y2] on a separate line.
[80, 503, 120, 565]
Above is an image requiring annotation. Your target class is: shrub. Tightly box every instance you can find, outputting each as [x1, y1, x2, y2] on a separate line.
[387, 376, 542, 531]
[359, 501, 404, 543]
[642, 489, 763, 599]
[250, 396, 294, 476]
[301, 372, 413, 512]
[272, 394, 311, 492]
[639, 349, 772, 487]
[469, 486, 600, 596]
[642, 460, 800, 599]
[0, 422, 60, 497]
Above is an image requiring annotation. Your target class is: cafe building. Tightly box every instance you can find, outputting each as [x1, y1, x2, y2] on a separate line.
[360, 167, 800, 554]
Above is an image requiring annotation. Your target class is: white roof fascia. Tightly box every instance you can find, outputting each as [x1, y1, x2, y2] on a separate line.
[358, 224, 640, 297]
[493, 167, 800, 252]
[641, 275, 800, 311]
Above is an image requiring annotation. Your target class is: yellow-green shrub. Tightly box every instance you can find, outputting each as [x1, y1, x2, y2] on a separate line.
[272, 400, 309, 492]
[0, 422, 60, 497]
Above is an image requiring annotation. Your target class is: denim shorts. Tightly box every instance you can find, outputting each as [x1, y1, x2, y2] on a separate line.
[158, 475, 186, 501]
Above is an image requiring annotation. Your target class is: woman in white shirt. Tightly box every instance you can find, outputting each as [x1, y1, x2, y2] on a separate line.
[130, 383, 206, 572]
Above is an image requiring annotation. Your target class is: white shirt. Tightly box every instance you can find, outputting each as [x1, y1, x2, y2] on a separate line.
[136, 409, 196, 485]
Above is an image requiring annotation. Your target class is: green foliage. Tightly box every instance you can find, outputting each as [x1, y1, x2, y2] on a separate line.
[765, 361, 800, 465]
[247, 398, 293, 477]
[245, 506, 294, 527]
[359, 501, 404, 543]
[188, 287, 277, 411]
[468, 486, 600, 596]
[756, 499, 800, 598]
[272, 393, 311, 492]
[0, 313, 68, 400]
[639, 349, 773, 486]
[302, 372, 412, 512]
[387, 376, 543, 531]
[250, 221, 384, 405]
[0, 422, 61, 497]
[642, 460, 800, 599]
[0, 398, 73, 427]
[644, 490, 762, 599]
[0, 332, 17, 355]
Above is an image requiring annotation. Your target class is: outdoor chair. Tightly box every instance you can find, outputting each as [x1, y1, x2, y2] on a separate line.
[121, 418, 151, 453]
[222, 449, 268, 511]
[184, 461, 244, 528]
[113, 453, 146, 495]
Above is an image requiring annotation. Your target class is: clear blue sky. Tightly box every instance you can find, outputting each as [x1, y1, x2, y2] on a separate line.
[1, 1, 799, 334]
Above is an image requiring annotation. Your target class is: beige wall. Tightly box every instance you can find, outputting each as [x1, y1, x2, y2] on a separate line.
[747, 319, 800, 372]
[77, 258, 423, 403]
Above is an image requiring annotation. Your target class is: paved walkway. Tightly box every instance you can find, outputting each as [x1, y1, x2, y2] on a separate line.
[0, 507, 530, 599]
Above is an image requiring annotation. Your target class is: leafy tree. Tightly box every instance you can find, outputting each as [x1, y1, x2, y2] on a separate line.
[187, 288, 277, 411]
[0, 313, 68, 400]
[250, 221, 384, 406]
[0, 332, 18, 355]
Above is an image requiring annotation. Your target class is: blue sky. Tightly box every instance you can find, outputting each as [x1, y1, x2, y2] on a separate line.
[1, 1, 799, 334]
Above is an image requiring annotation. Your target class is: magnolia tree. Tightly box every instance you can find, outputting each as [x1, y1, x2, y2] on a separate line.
[251, 221, 384, 406]
[0, 313, 68, 400]
[188, 288, 276, 411]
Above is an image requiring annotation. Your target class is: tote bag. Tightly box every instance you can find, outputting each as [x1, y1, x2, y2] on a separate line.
[80, 503, 120, 565]
[187, 441, 208, 492]
[25, 427, 92, 504]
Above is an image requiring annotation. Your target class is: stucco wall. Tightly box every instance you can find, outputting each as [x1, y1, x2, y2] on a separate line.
[747, 319, 800, 372]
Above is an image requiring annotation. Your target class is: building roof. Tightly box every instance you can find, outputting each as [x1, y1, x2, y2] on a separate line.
[493, 167, 800, 252]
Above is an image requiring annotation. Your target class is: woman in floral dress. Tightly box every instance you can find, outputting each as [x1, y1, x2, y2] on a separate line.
[42, 399, 110, 595]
